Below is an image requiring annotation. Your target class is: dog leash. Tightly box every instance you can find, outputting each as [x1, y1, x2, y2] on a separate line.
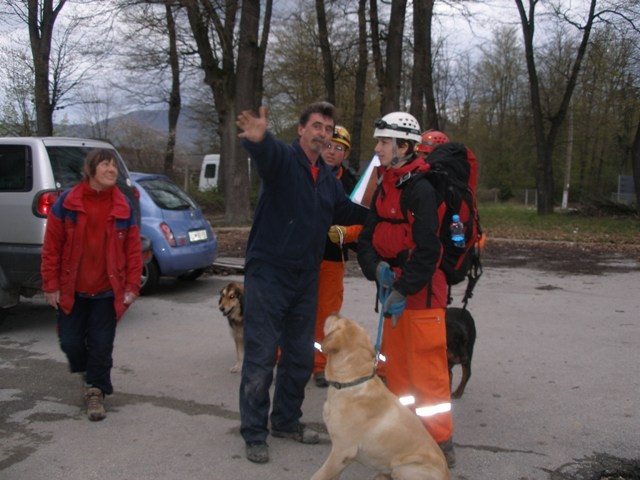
[374, 272, 394, 369]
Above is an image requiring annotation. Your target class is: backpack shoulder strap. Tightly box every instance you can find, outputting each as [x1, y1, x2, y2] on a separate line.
[398, 168, 435, 219]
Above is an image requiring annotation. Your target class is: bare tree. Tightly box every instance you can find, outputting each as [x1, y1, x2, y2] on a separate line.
[4, 0, 69, 135]
[2, 0, 112, 136]
[515, 0, 599, 214]
[350, 0, 369, 171]
[370, 0, 407, 114]
[633, 116, 640, 211]
[163, 2, 180, 177]
[410, 0, 438, 130]
[182, 0, 271, 223]
[78, 87, 115, 139]
[315, 0, 335, 104]
[0, 46, 36, 135]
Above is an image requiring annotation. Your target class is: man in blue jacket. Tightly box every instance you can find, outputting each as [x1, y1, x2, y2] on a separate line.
[236, 102, 368, 464]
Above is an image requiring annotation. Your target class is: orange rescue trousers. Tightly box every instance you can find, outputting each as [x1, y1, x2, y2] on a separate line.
[381, 307, 453, 443]
[313, 260, 345, 374]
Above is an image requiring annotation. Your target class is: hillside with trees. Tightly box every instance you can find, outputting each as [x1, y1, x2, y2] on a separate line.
[0, 0, 638, 221]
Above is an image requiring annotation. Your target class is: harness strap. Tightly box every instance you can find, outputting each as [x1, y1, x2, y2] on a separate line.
[462, 254, 483, 308]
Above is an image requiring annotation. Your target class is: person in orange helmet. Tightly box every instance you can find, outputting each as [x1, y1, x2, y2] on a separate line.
[415, 130, 449, 159]
[312, 125, 362, 387]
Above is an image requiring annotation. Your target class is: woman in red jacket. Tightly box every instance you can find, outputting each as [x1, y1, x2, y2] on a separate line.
[357, 112, 455, 468]
[41, 149, 142, 421]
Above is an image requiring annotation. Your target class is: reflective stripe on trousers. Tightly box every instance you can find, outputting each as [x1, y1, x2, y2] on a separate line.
[398, 396, 452, 416]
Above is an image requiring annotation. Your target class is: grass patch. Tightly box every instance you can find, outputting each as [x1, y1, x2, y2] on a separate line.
[479, 203, 640, 244]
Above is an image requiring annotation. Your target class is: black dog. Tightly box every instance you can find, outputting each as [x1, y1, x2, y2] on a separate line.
[445, 307, 476, 399]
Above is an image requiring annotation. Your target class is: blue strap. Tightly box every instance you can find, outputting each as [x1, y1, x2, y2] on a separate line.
[374, 271, 394, 366]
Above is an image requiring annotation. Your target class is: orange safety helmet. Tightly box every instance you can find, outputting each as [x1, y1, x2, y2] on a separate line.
[416, 130, 449, 155]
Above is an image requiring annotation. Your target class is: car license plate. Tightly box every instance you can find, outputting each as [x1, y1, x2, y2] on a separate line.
[188, 229, 208, 242]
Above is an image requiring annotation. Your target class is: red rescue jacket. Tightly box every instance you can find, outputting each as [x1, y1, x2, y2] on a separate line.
[358, 158, 448, 309]
[41, 181, 142, 321]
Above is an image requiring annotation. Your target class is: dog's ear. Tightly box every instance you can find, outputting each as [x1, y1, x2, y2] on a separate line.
[322, 314, 344, 354]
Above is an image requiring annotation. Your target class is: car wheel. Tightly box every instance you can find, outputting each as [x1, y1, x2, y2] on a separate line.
[140, 259, 160, 295]
[178, 268, 206, 281]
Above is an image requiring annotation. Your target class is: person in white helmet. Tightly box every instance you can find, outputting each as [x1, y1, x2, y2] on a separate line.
[357, 112, 456, 468]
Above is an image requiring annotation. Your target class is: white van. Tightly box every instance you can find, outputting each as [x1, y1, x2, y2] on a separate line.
[198, 154, 220, 191]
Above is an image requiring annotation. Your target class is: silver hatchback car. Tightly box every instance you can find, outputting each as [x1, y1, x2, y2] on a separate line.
[0, 137, 150, 315]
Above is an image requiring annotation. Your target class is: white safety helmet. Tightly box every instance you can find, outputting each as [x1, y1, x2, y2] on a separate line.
[373, 112, 422, 144]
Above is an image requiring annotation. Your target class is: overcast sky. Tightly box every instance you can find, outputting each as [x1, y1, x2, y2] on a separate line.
[0, 0, 589, 125]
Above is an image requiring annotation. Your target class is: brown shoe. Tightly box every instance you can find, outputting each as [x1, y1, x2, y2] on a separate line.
[85, 387, 106, 421]
[438, 438, 456, 468]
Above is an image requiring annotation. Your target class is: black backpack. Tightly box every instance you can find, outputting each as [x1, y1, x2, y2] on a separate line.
[401, 143, 483, 307]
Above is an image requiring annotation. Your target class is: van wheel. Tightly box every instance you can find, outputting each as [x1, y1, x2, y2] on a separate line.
[178, 268, 205, 281]
[140, 259, 160, 295]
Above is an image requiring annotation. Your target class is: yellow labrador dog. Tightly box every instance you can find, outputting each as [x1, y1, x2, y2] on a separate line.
[311, 314, 450, 480]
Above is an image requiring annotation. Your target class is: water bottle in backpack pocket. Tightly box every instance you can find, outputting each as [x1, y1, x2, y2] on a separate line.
[450, 214, 465, 249]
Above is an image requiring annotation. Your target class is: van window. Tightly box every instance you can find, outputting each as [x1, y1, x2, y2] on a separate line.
[204, 163, 217, 179]
[0, 145, 32, 191]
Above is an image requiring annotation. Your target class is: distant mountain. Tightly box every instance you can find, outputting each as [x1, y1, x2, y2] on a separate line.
[58, 106, 216, 155]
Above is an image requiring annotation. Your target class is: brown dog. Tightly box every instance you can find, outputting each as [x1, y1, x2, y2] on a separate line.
[218, 281, 244, 373]
[311, 313, 450, 480]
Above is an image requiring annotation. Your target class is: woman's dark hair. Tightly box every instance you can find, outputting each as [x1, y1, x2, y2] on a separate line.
[395, 139, 416, 155]
[84, 149, 118, 179]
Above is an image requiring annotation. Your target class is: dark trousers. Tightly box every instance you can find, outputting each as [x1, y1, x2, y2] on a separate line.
[57, 296, 117, 395]
[239, 260, 319, 443]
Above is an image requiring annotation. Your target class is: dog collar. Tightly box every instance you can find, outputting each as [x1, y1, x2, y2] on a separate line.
[326, 369, 376, 390]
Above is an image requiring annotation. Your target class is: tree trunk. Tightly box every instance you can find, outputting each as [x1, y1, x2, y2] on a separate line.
[229, 0, 262, 224]
[164, 3, 180, 178]
[562, 105, 573, 209]
[515, 0, 597, 215]
[315, 0, 335, 104]
[28, 0, 67, 136]
[350, 0, 368, 172]
[632, 115, 640, 213]
[381, 0, 407, 114]
[369, 0, 384, 114]
[183, 0, 268, 224]
[410, 0, 436, 130]
[422, 1, 437, 130]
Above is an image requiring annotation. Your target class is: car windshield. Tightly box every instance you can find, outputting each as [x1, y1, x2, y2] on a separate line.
[139, 178, 197, 211]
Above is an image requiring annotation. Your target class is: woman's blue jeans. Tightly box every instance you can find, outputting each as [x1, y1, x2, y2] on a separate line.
[57, 295, 117, 395]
